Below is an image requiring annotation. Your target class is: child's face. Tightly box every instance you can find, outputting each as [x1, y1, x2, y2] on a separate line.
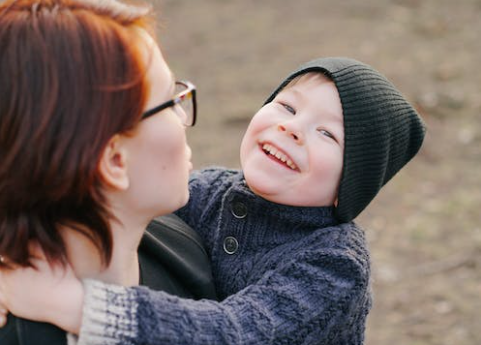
[240, 73, 344, 207]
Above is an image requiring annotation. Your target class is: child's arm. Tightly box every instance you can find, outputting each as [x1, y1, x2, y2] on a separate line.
[74, 247, 369, 344]
[1, 226, 370, 344]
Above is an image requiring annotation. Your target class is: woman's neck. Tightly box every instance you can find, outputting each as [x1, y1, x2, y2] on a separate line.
[61, 218, 147, 287]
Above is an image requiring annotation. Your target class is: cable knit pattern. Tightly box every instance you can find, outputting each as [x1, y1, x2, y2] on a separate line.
[77, 168, 372, 345]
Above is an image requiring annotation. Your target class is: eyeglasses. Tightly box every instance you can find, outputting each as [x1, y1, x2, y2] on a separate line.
[141, 80, 197, 126]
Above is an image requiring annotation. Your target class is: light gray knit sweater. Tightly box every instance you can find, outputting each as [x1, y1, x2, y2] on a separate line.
[74, 168, 372, 345]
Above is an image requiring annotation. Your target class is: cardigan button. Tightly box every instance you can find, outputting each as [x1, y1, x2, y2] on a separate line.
[223, 236, 239, 255]
[231, 201, 247, 219]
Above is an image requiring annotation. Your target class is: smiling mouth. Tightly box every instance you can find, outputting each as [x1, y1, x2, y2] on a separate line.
[261, 143, 298, 171]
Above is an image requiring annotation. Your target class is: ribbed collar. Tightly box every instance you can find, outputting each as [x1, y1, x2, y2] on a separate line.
[227, 173, 338, 230]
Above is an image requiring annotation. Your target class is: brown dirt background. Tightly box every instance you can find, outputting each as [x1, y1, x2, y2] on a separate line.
[152, 0, 481, 344]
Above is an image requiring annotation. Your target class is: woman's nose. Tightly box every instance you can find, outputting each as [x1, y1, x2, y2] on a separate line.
[278, 123, 304, 144]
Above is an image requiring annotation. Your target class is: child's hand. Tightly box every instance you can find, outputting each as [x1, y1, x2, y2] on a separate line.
[0, 245, 84, 334]
[0, 298, 7, 327]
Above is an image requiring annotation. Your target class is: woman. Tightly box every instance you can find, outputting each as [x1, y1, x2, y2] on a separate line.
[0, 0, 215, 343]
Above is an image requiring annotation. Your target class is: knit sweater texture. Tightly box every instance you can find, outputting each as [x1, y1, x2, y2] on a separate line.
[76, 168, 372, 345]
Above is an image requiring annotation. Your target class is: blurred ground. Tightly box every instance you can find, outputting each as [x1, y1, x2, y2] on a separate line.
[153, 0, 481, 344]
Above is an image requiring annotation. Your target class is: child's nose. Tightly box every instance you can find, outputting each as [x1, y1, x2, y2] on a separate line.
[278, 124, 304, 144]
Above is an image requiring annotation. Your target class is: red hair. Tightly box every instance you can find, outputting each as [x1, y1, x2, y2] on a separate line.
[0, 0, 153, 268]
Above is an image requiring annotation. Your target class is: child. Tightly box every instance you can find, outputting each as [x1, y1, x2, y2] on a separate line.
[0, 57, 426, 345]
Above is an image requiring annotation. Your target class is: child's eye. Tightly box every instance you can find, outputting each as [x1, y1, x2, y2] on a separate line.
[318, 129, 336, 141]
[281, 103, 296, 115]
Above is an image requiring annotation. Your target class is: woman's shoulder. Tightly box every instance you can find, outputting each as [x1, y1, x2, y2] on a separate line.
[0, 313, 67, 345]
[139, 215, 217, 301]
[0, 313, 19, 345]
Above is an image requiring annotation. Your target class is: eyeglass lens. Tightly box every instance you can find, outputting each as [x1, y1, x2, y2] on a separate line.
[174, 82, 194, 126]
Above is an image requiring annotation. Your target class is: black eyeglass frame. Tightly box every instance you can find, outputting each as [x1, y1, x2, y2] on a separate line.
[141, 80, 197, 126]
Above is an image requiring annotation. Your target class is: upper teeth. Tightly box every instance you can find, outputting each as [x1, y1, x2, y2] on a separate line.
[262, 144, 297, 170]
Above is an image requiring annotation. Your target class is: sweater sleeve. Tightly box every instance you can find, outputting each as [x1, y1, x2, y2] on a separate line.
[75, 248, 370, 345]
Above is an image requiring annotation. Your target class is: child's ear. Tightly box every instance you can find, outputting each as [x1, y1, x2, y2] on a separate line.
[97, 134, 130, 190]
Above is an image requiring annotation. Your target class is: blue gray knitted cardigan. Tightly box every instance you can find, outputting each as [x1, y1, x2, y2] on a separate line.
[73, 168, 372, 345]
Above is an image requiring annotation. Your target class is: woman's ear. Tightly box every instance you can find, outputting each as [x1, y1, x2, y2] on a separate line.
[98, 135, 130, 190]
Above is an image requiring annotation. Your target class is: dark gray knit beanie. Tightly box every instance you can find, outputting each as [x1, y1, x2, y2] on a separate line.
[264, 57, 426, 222]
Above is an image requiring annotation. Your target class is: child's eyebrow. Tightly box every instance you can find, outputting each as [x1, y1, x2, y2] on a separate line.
[287, 87, 344, 124]
[280, 87, 302, 100]
[329, 110, 344, 124]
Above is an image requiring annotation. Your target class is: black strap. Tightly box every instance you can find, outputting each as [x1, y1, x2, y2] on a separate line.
[140, 214, 217, 300]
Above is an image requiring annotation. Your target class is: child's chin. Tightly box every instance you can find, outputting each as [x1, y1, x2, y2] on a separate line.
[244, 174, 281, 201]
